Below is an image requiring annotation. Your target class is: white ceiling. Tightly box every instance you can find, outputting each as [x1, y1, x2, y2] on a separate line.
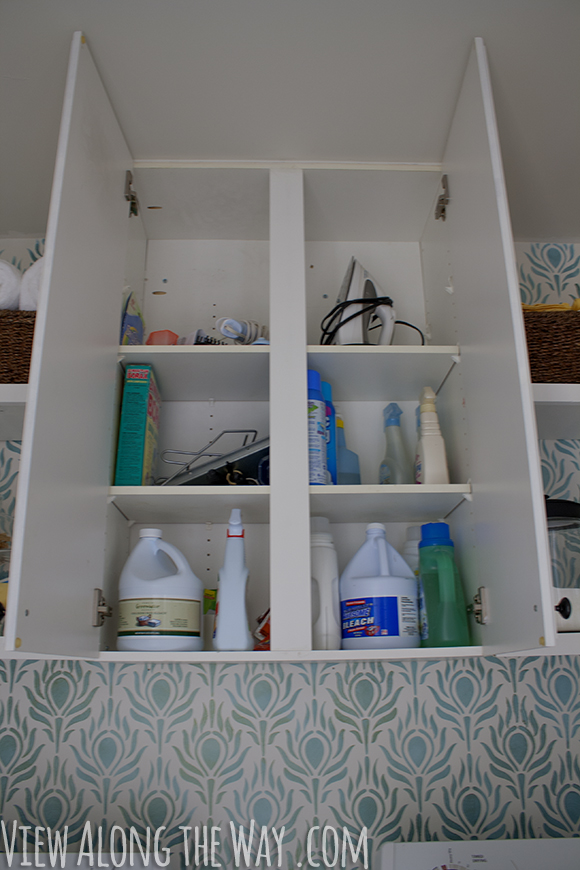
[1, 0, 578, 241]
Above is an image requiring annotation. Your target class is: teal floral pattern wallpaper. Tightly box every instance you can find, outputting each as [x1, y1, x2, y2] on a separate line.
[0, 242, 578, 863]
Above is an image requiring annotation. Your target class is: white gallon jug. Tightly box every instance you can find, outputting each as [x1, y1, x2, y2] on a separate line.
[340, 523, 419, 650]
[117, 529, 204, 651]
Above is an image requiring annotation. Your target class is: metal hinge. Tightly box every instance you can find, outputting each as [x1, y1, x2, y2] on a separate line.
[124, 170, 140, 217]
[92, 588, 113, 627]
[467, 586, 489, 625]
[435, 174, 449, 221]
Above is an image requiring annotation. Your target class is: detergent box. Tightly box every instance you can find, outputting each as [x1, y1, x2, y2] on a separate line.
[114, 364, 161, 485]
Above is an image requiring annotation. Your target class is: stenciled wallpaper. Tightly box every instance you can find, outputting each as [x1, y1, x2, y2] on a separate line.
[0, 243, 578, 865]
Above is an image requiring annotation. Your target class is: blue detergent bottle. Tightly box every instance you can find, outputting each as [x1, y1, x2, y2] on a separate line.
[336, 414, 361, 484]
[322, 381, 337, 484]
[307, 369, 328, 484]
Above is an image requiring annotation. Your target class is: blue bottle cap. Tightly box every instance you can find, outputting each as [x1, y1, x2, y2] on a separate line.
[308, 369, 322, 393]
[321, 381, 333, 402]
[383, 402, 403, 427]
[419, 522, 454, 548]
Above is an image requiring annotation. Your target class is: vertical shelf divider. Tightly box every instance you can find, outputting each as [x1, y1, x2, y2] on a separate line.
[269, 168, 312, 651]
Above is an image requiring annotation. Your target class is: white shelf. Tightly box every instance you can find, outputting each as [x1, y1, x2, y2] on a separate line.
[533, 382, 580, 439]
[307, 346, 459, 400]
[109, 485, 270, 523]
[0, 383, 27, 440]
[118, 345, 269, 401]
[310, 484, 471, 523]
[99, 645, 481, 662]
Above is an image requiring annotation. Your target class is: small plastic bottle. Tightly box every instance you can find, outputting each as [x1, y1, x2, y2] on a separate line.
[340, 523, 419, 649]
[117, 529, 203, 652]
[379, 403, 414, 484]
[213, 509, 253, 651]
[418, 522, 471, 647]
[307, 369, 328, 485]
[311, 517, 341, 650]
[336, 414, 361, 484]
[321, 381, 337, 485]
[415, 387, 450, 484]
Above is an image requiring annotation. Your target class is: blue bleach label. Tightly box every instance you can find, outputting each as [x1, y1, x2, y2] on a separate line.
[341, 596, 399, 639]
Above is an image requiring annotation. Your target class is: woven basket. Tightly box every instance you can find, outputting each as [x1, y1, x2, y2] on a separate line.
[523, 309, 580, 383]
[0, 310, 36, 383]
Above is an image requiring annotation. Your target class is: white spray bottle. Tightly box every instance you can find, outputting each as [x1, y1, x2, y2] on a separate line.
[213, 509, 253, 651]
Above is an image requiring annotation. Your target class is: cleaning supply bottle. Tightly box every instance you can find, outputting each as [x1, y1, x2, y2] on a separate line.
[117, 529, 203, 652]
[308, 369, 328, 484]
[339, 523, 419, 649]
[400, 525, 428, 641]
[415, 387, 450, 484]
[379, 403, 414, 484]
[336, 414, 361, 484]
[321, 381, 337, 484]
[310, 517, 341, 650]
[213, 509, 253, 651]
[418, 522, 471, 647]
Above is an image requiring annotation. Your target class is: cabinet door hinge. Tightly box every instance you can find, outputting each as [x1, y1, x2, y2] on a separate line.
[92, 588, 113, 627]
[467, 586, 489, 625]
[434, 174, 449, 221]
[124, 170, 140, 217]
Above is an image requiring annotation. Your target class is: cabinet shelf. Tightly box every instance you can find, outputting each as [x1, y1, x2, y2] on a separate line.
[99, 645, 481, 663]
[109, 485, 270, 523]
[118, 345, 269, 401]
[310, 484, 471, 523]
[0, 383, 27, 440]
[307, 346, 459, 400]
[533, 383, 580, 440]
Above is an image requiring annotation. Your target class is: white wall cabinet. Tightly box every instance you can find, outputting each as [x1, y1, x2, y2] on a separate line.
[2, 32, 563, 660]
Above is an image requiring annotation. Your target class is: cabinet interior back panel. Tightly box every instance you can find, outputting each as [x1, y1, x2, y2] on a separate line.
[133, 168, 270, 241]
[306, 241, 426, 345]
[143, 240, 269, 339]
[303, 169, 441, 242]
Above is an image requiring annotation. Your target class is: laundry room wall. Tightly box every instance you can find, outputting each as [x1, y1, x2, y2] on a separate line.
[0, 243, 579, 864]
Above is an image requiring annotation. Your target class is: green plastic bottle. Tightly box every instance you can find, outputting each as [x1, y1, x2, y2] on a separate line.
[418, 522, 471, 647]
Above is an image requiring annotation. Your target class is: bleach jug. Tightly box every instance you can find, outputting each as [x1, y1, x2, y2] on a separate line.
[311, 517, 341, 650]
[117, 529, 203, 652]
[340, 523, 419, 649]
[418, 522, 471, 647]
[213, 509, 253, 651]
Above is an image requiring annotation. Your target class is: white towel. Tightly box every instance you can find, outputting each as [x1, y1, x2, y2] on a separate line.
[0, 259, 21, 310]
[19, 257, 43, 311]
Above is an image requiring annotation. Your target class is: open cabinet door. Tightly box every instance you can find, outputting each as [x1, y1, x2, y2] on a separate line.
[423, 38, 554, 653]
[5, 32, 132, 656]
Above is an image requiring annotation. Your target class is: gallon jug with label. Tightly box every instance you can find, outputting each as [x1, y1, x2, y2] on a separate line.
[340, 523, 419, 649]
[213, 509, 253, 651]
[117, 529, 203, 651]
[311, 517, 341, 650]
[418, 522, 471, 647]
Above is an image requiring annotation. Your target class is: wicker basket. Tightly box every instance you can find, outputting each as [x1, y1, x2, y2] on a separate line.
[0, 310, 36, 383]
[523, 309, 580, 383]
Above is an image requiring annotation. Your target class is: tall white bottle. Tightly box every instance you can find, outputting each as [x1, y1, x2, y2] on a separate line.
[213, 509, 253, 651]
[311, 517, 341, 650]
[117, 529, 203, 652]
[415, 386, 450, 484]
